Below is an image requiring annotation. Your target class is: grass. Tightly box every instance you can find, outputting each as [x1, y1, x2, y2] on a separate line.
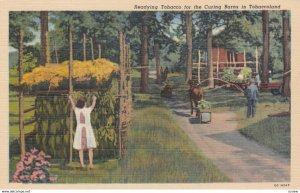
[119, 106, 228, 183]
[236, 103, 290, 157]
[167, 72, 291, 157]
[9, 69, 36, 142]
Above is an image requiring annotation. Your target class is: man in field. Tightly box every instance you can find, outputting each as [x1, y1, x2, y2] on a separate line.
[245, 79, 259, 118]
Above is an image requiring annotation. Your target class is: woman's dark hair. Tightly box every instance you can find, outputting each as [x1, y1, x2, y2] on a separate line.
[76, 97, 86, 108]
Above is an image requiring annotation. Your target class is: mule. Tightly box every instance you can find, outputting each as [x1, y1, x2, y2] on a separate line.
[188, 80, 204, 117]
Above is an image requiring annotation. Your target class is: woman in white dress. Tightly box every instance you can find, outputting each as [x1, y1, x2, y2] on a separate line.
[69, 95, 97, 168]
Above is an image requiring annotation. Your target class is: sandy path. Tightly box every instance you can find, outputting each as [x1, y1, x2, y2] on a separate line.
[165, 97, 290, 182]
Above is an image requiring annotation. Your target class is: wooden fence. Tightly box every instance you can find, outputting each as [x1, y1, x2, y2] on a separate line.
[118, 31, 132, 158]
[192, 47, 259, 82]
[15, 28, 132, 161]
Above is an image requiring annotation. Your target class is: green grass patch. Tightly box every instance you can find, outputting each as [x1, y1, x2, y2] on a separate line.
[239, 117, 290, 157]
[236, 102, 290, 157]
[9, 68, 18, 85]
[9, 70, 36, 141]
[120, 106, 228, 183]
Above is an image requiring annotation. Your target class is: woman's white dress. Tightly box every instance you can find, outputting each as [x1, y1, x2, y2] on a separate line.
[73, 107, 97, 150]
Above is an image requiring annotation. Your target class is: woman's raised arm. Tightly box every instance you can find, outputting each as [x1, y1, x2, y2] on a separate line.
[89, 96, 97, 111]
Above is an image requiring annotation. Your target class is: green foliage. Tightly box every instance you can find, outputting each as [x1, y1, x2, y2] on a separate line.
[9, 12, 38, 49]
[221, 68, 237, 82]
[197, 100, 211, 110]
[23, 52, 38, 72]
[9, 51, 18, 67]
[240, 67, 252, 82]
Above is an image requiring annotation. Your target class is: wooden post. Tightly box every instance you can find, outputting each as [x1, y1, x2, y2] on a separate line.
[18, 29, 25, 158]
[128, 44, 132, 118]
[45, 32, 50, 64]
[126, 44, 130, 69]
[255, 47, 258, 73]
[154, 41, 161, 84]
[197, 49, 201, 83]
[229, 53, 232, 67]
[83, 33, 86, 61]
[90, 37, 94, 61]
[40, 11, 49, 66]
[243, 49, 246, 67]
[118, 31, 124, 159]
[98, 44, 101, 59]
[205, 51, 208, 67]
[54, 41, 59, 64]
[226, 51, 229, 67]
[232, 51, 236, 67]
[217, 48, 219, 78]
[68, 24, 74, 163]
[125, 44, 132, 120]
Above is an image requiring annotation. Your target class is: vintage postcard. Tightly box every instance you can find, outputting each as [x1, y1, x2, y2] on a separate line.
[0, 0, 299, 190]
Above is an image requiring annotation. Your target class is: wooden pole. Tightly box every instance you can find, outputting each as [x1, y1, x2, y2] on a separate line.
[229, 53, 232, 67]
[118, 31, 124, 159]
[154, 41, 161, 84]
[217, 48, 219, 78]
[255, 47, 258, 73]
[232, 51, 236, 67]
[90, 37, 94, 61]
[45, 32, 50, 64]
[197, 49, 201, 83]
[226, 51, 228, 67]
[83, 33, 86, 61]
[68, 24, 74, 163]
[98, 44, 101, 59]
[205, 51, 208, 67]
[40, 11, 49, 66]
[185, 11, 193, 81]
[18, 29, 25, 158]
[243, 49, 246, 67]
[127, 44, 132, 119]
[54, 41, 59, 64]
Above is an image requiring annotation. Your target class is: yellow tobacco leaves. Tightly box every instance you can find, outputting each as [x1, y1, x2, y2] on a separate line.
[22, 59, 119, 88]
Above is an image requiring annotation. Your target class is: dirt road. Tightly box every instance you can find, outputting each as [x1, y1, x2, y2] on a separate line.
[165, 97, 290, 182]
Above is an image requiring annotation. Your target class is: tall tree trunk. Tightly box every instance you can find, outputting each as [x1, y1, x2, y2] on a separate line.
[98, 44, 101, 59]
[54, 41, 59, 64]
[140, 12, 149, 93]
[18, 29, 25, 158]
[83, 33, 86, 61]
[40, 11, 49, 65]
[68, 24, 74, 163]
[262, 10, 269, 83]
[282, 10, 291, 97]
[90, 37, 94, 61]
[154, 40, 161, 84]
[207, 26, 214, 88]
[185, 11, 193, 82]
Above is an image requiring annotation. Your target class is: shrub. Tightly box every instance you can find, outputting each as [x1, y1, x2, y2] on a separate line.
[197, 100, 211, 110]
[12, 148, 57, 183]
[221, 68, 237, 82]
[23, 52, 38, 73]
[240, 67, 252, 82]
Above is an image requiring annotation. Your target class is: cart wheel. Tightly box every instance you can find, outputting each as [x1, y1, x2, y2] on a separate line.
[271, 89, 281, 95]
[196, 109, 201, 119]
